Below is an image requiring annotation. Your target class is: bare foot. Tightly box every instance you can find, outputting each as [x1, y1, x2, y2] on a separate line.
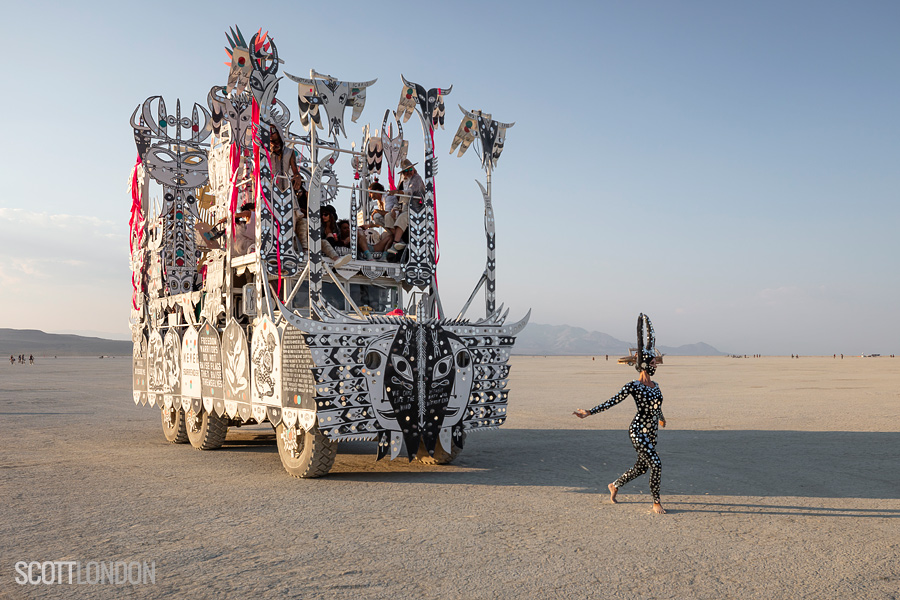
[652, 502, 666, 514]
[608, 483, 618, 504]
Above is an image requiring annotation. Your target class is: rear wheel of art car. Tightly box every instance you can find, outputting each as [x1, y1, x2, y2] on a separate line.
[275, 423, 337, 478]
[161, 406, 189, 444]
[186, 406, 229, 450]
[415, 432, 466, 465]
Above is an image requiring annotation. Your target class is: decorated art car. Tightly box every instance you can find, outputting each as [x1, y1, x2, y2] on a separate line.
[129, 26, 528, 477]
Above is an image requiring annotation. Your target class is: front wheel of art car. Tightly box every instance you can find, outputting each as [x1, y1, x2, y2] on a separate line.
[415, 433, 466, 465]
[161, 406, 189, 444]
[275, 423, 337, 478]
[186, 407, 229, 450]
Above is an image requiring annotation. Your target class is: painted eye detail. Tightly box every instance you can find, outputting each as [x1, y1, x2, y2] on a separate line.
[433, 355, 453, 379]
[391, 355, 413, 381]
[364, 351, 382, 370]
[455, 350, 471, 369]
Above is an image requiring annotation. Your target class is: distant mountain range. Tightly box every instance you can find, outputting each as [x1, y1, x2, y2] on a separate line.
[0, 329, 132, 357]
[512, 323, 725, 356]
[0, 324, 724, 358]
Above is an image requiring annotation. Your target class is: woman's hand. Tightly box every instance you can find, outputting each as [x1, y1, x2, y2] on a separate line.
[573, 409, 590, 419]
[659, 419, 666, 428]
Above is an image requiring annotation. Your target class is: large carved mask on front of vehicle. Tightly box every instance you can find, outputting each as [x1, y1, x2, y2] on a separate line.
[364, 321, 473, 457]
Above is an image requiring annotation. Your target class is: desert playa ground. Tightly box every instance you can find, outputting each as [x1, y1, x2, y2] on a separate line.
[1, 356, 898, 599]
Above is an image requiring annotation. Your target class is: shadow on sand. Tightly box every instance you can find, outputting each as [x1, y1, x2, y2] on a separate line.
[320, 429, 900, 504]
[195, 425, 899, 510]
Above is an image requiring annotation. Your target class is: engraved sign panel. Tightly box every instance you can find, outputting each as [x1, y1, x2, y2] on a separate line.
[181, 325, 201, 399]
[251, 316, 282, 407]
[282, 325, 316, 411]
[222, 318, 251, 403]
[199, 321, 225, 400]
[161, 329, 182, 409]
[147, 328, 165, 406]
[132, 333, 148, 405]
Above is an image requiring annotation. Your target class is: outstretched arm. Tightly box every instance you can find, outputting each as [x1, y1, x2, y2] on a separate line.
[573, 382, 634, 418]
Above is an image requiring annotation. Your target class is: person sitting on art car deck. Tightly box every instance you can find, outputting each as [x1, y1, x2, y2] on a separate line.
[337, 219, 374, 261]
[380, 159, 424, 262]
[361, 179, 399, 255]
[231, 201, 257, 256]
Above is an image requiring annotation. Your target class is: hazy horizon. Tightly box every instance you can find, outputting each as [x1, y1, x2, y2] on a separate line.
[1, 1, 897, 355]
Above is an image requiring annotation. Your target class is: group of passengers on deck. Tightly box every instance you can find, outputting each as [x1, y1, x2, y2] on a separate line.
[221, 127, 425, 267]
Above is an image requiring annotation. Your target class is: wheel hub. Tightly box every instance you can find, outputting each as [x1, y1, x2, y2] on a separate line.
[281, 426, 300, 458]
[186, 408, 200, 433]
[163, 407, 176, 428]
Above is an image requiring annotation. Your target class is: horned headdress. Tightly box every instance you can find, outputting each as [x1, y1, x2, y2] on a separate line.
[635, 313, 660, 375]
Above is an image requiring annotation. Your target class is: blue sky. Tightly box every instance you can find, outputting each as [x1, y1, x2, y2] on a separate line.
[0, 1, 897, 355]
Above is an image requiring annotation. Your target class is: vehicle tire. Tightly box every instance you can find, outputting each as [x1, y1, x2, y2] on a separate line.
[416, 433, 465, 465]
[186, 406, 229, 450]
[275, 423, 337, 478]
[161, 406, 188, 444]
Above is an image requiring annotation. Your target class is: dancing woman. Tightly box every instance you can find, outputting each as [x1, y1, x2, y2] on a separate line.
[574, 314, 667, 514]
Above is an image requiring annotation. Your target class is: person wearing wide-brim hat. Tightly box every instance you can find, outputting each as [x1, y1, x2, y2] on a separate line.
[379, 158, 426, 261]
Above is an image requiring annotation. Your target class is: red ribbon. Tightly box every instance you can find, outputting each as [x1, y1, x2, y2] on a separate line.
[251, 98, 283, 295]
[228, 141, 241, 234]
[129, 154, 145, 310]
[430, 127, 440, 268]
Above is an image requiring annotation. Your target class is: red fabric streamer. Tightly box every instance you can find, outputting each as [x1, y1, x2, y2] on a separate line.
[430, 127, 440, 267]
[228, 141, 241, 234]
[252, 99, 262, 201]
[250, 98, 283, 295]
[129, 154, 145, 311]
[429, 127, 441, 319]
[261, 143, 283, 296]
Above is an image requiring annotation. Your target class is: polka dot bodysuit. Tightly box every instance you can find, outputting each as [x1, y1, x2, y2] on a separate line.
[589, 380, 665, 503]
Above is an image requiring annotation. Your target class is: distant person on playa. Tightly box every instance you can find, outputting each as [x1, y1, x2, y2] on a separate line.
[9, 355, 13, 365]
[574, 313, 667, 514]
[29, 355, 33, 365]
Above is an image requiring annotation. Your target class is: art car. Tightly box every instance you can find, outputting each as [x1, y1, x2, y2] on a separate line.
[129, 26, 528, 477]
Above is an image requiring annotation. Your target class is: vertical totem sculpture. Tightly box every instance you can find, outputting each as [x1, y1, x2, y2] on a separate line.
[451, 107, 514, 316]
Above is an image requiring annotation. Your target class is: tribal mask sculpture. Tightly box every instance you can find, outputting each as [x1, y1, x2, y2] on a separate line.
[397, 76, 451, 130]
[451, 106, 514, 169]
[276, 299, 529, 461]
[131, 97, 212, 188]
[131, 96, 212, 294]
[224, 26, 253, 97]
[285, 70, 377, 138]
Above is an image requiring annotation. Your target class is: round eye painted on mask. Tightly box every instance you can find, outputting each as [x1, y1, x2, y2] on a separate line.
[364, 351, 382, 370]
[391, 355, 414, 381]
[433, 355, 453, 379]
[455, 350, 471, 369]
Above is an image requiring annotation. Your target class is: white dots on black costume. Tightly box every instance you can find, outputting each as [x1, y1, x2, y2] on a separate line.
[589, 380, 665, 503]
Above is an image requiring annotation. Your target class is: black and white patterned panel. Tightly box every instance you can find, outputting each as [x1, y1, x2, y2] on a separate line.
[349, 187, 358, 260]
[258, 121, 300, 278]
[475, 114, 498, 170]
[307, 152, 336, 307]
[477, 181, 497, 315]
[275, 304, 530, 456]
[162, 186, 199, 295]
[308, 336, 381, 440]
[403, 152, 436, 287]
[460, 339, 513, 431]
[442, 315, 530, 432]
